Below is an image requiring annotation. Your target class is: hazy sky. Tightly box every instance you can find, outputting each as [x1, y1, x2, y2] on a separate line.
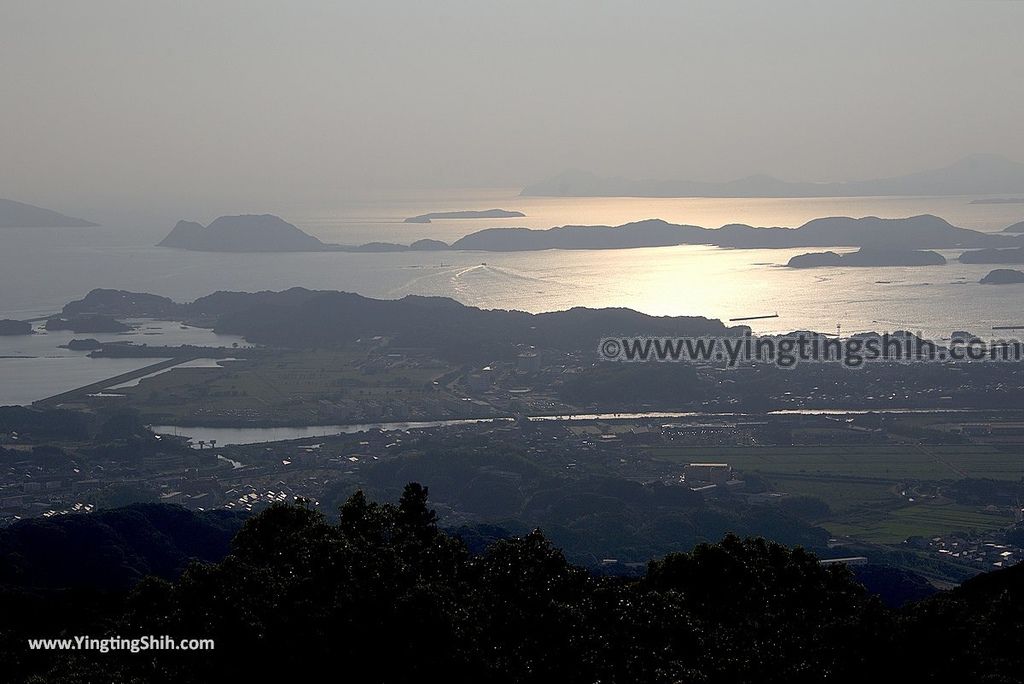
[2, 0, 1023, 214]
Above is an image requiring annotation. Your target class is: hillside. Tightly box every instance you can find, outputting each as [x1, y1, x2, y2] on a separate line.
[61, 287, 742, 359]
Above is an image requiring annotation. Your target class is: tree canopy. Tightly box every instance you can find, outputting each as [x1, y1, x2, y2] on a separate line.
[2, 485, 1021, 683]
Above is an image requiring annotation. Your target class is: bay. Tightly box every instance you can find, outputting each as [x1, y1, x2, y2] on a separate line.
[3, 190, 1024, 404]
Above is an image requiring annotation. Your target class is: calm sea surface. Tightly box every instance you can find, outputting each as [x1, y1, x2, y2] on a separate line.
[2, 190, 1024, 404]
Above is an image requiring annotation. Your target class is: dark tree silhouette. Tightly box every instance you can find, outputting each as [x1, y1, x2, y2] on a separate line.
[3, 486, 1022, 683]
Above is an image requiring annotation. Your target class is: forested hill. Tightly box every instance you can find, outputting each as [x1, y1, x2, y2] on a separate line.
[2, 488, 1023, 683]
[61, 287, 743, 358]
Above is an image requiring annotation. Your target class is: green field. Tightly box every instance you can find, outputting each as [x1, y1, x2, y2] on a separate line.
[650, 444, 1024, 543]
[826, 501, 1014, 544]
[106, 350, 463, 425]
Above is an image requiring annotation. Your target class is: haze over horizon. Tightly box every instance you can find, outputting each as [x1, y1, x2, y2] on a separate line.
[2, 0, 1023, 218]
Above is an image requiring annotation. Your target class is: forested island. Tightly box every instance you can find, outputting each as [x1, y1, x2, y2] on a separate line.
[158, 215, 331, 252]
[786, 248, 946, 268]
[449, 215, 1014, 251]
[980, 269, 1024, 284]
[959, 247, 1024, 264]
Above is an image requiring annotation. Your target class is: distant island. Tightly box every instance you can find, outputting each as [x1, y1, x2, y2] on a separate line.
[406, 238, 448, 250]
[158, 215, 455, 253]
[971, 198, 1024, 205]
[959, 247, 1024, 264]
[159, 214, 330, 252]
[0, 319, 32, 336]
[522, 154, 1024, 198]
[0, 197, 97, 228]
[63, 338, 104, 351]
[981, 269, 1024, 284]
[448, 215, 1016, 252]
[158, 213, 1024, 254]
[404, 209, 525, 223]
[786, 248, 947, 269]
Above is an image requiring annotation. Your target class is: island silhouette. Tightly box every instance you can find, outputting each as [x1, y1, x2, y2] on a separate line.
[981, 269, 1024, 284]
[157, 213, 1024, 254]
[404, 209, 525, 223]
[786, 248, 946, 268]
[0, 197, 97, 227]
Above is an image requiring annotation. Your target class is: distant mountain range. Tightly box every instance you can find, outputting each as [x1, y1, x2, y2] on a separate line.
[157, 213, 1024, 254]
[0, 197, 96, 227]
[521, 154, 1024, 198]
